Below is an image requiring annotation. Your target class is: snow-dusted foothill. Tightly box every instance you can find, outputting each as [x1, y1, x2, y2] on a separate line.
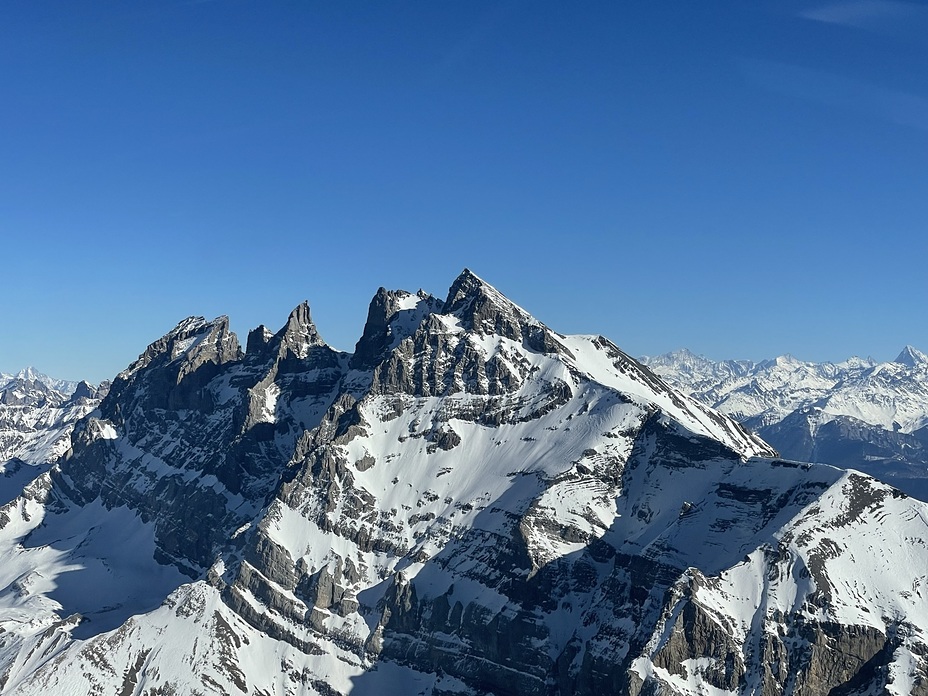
[1, 271, 927, 695]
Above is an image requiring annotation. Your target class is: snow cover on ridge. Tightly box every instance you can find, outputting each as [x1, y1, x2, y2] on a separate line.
[0, 271, 927, 695]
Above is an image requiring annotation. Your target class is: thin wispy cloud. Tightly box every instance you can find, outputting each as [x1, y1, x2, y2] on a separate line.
[743, 59, 928, 132]
[800, 0, 928, 33]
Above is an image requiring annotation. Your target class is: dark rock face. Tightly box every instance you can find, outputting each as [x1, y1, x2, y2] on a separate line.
[366, 271, 583, 403]
[246, 324, 274, 356]
[59, 305, 348, 574]
[443, 268, 569, 357]
[350, 288, 444, 371]
[639, 587, 918, 696]
[103, 315, 243, 415]
[370, 314, 536, 398]
[444, 268, 524, 341]
[651, 591, 746, 692]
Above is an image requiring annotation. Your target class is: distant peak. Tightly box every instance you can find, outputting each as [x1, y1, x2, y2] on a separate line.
[16, 366, 41, 381]
[70, 380, 96, 401]
[895, 345, 928, 367]
[773, 354, 799, 367]
[6, 367, 84, 395]
[665, 348, 704, 361]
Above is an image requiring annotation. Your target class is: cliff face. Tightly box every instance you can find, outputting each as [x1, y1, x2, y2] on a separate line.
[0, 271, 926, 696]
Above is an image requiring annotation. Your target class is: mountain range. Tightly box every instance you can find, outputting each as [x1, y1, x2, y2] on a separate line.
[0, 368, 84, 397]
[0, 270, 927, 695]
[0, 372, 105, 511]
[641, 347, 928, 500]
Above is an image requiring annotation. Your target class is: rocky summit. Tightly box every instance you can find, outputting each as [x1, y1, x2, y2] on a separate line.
[1, 270, 928, 695]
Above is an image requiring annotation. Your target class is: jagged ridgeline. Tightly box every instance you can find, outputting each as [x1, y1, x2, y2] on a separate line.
[0, 270, 927, 695]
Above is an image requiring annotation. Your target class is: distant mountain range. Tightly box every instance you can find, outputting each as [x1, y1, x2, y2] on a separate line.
[641, 346, 928, 499]
[0, 371, 106, 509]
[0, 367, 84, 397]
[2, 276, 928, 694]
[0, 369, 106, 467]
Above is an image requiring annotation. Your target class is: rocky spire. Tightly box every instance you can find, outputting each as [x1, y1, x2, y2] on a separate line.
[895, 345, 928, 368]
[245, 325, 274, 356]
[274, 301, 325, 362]
[351, 288, 402, 371]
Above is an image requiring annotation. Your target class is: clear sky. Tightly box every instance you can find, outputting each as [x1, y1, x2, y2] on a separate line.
[2, 0, 927, 383]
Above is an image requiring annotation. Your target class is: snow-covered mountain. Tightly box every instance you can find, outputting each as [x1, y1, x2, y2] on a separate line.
[642, 347, 928, 498]
[1, 271, 928, 695]
[0, 372, 106, 510]
[0, 367, 83, 397]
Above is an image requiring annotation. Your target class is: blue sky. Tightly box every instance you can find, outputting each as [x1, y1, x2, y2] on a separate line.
[2, 0, 927, 383]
